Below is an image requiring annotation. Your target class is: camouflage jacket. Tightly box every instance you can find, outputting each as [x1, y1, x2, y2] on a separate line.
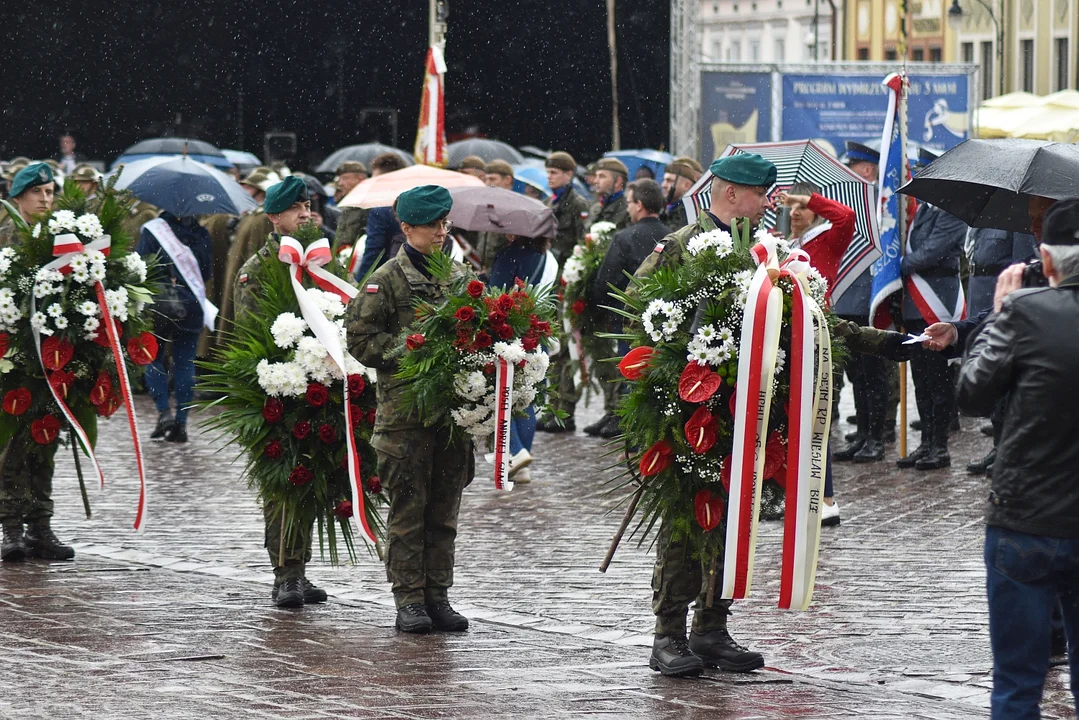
[633, 211, 720, 279]
[345, 246, 472, 433]
[335, 206, 369, 251]
[233, 236, 281, 320]
[661, 201, 689, 233]
[550, 186, 590, 266]
[0, 218, 14, 249]
[586, 193, 630, 233]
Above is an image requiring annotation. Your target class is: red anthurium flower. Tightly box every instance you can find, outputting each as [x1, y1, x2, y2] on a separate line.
[126, 332, 159, 365]
[454, 306, 475, 322]
[678, 362, 721, 403]
[31, 414, 61, 445]
[48, 370, 76, 399]
[618, 346, 655, 381]
[334, 500, 353, 520]
[0, 332, 10, 358]
[720, 455, 733, 493]
[684, 406, 718, 455]
[405, 333, 425, 351]
[694, 489, 724, 532]
[41, 337, 75, 371]
[3, 388, 31, 416]
[467, 280, 485, 298]
[639, 440, 674, 477]
[97, 392, 123, 418]
[728, 388, 738, 418]
[763, 431, 787, 481]
[89, 372, 112, 407]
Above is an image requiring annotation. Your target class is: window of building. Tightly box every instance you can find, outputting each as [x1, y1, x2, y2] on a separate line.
[857, 47, 870, 60]
[962, 42, 974, 63]
[885, 48, 897, 61]
[912, 48, 924, 61]
[712, 41, 723, 62]
[729, 41, 742, 61]
[929, 46, 942, 62]
[1056, 38, 1069, 90]
[750, 40, 760, 62]
[981, 41, 994, 98]
[774, 38, 786, 61]
[1022, 39, 1034, 92]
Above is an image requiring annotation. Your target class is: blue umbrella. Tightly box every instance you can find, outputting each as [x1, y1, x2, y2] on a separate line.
[109, 156, 257, 217]
[111, 152, 233, 170]
[603, 149, 675, 181]
[512, 166, 552, 200]
[222, 149, 262, 169]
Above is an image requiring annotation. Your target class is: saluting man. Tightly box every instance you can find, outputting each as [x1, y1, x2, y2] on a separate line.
[346, 185, 474, 634]
[0, 163, 75, 563]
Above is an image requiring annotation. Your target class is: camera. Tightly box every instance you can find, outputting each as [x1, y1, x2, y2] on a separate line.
[1022, 260, 1049, 288]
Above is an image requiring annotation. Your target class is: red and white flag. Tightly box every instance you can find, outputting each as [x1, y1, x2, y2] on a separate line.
[414, 46, 448, 167]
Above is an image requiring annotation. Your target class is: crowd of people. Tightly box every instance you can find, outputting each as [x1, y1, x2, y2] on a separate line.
[0, 128, 1075, 719]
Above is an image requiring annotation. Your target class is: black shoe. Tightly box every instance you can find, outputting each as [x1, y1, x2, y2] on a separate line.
[649, 634, 704, 677]
[164, 425, 188, 443]
[950, 416, 961, 433]
[689, 628, 765, 673]
[302, 578, 327, 604]
[967, 448, 996, 475]
[427, 601, 469, 631]
[597, 414, 622, 439]
[24, 522, 74, 560]
[274, 577, 304, 608]
[536, 414, 575, 433]
[1051, 626, 1068, 658]
[845, 414, 857, 425]
[583, 413, 613, 437]
[910, 419, 923, 432]
[896, 444, 930, 469]
[395, 603, 434, 633]
[833, 436, 865, 462]
[844, 430, 862, 443]
[1, 524, 26, 563]
[883, 426, 897, 444]
[915, 447, 951, 471]
[852, 438, 884, 463]
[150, 412, 175, 440]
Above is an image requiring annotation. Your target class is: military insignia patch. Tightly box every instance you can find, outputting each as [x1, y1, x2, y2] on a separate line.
[579, 211, 588, 219]
[365, 284, 379, 294]
[238, 273, 249, 284]
[653, 243, 665, 253]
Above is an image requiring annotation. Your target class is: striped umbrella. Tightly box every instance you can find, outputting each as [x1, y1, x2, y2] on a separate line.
[683, 140, 881, 303]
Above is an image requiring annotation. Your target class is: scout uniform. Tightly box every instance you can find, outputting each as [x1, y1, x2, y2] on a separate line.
[637, 154, 776, 678]
[0, 164, 74, 564]
[346, 185, 474, 634]
[660, 157, 703, 233]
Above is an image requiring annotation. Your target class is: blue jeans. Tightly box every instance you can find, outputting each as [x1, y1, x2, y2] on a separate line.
[824, 449, 834, 498]
[985, 525, 1079, 719]
[510, 406, 536, 455]
[144, 327, 200, 426]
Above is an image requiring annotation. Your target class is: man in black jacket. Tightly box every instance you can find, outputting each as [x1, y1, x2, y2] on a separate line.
[955, 198, 1079, 719]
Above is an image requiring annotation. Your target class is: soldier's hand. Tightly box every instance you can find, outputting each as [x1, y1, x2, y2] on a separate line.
[922, 322, 958, 351]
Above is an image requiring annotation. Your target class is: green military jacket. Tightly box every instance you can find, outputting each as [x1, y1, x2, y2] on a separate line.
[662, 201, 689, 233]
[475, 231, 509, 272]
[346, 246, 472, 434]
[633, 211, 719, 279]
[550, 185, 590, 267]
[0, 218, 15, 249]
[335, 206, 369, 251]
[586, 193, 630, 233]
[233, 235, 282, 320]
[219, 210, 273, 343]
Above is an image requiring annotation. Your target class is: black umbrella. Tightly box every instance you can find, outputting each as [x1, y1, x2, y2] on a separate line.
[899, 139, 1079, 232]
[315, 144, 413, 174]
[123, 137, 225, 158]
[447, 139, 524, 168]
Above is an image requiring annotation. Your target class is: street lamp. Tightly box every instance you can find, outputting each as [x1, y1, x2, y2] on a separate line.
[947, 0, 1004, 97]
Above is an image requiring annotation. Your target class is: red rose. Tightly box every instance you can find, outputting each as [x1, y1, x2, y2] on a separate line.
[467, 280, 485, 298]
[262, 397, 284, 424]
[496, 294, 514, 312]
[41, 337, 74, 371]
[639, 440, 674, 477]
[571, 299, 586, 315]
[618, 346, 655, 381]
[31, 414, 61, 445]
[3, 388, 31, 416]
[305, 382, 329, 408]
[515, 277, 526, 289]
[367, 475, 382, 494]
[534, 320, 551, 336]
[0, 332, 10, 358]
[334, 500, 353, 520]
[89, 372, 112, 407]
[288, 464, 314, 486]
[264, 440, 283, 459]
[48, 370, 76, 400]
[678, 362, 721, 403]
[694, 489, 724, 532]
[347, 374, 366, 395]
[487, 309, 507, 325]
[349, 403, 363, 427]
[97, 393, 123, 418]
[495, 324, 514, 340]
[126, 332, 159, 366]
[483, 362, 495, 375]
[473, 331, 492, 349]
[406, 333, 425, 351]
[522, 333, 539, 352]
[318, 423, 336, 444]
[454, 306, 476, 322]
[292, 421, 311, 440]
[365, 408, 377, 425]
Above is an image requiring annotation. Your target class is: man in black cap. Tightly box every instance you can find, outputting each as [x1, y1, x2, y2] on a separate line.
[635, 153, 774, 678]
[586, 158, 631, 231]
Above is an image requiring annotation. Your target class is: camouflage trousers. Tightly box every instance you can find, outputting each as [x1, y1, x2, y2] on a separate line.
[549, 333, 620, 417]
[263, 501, 313, 583]
[373, 426, 472, 608]
[0, 430, 59, 525]
[652, 522, 732, 636]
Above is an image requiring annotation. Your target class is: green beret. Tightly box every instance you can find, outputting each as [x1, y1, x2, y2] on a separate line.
[9, 162, 54, 198]
[709, 153, 777, 188]
[395, 185, 453, 225]
[263, 175, 309, 214]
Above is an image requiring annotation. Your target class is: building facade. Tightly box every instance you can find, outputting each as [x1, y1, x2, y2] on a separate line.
[700, 0, 842, 64]
[843, 0, 963, 62]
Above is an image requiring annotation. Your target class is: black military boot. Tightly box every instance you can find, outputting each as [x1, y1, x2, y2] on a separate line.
[427, 601, 469, 631]
[896, 443, 930, 469]
[274, 577, 304, 608]
[150, 411, 175, 440]
[536, 414, 575, 433]
[689, 628, 765, 672]
[395, 603, 434, 633]
[915, 446, 951, 470]
[833, 435, 865, 462]
[597, 414, 622, 439]
[852, 437, 884, 462]
[301, 578, 327, 604]
[24, 521, 74, 560]
[967, 448, 996, 475]
[164, 424, 188, 443]
[649, 634, 704, 677]
[583, 413, 613, 437]
[1, 524, 26, 563]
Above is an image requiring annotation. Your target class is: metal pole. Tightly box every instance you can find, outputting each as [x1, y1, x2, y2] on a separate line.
[813, 0, 820, 61]
[607, 0, 621, 150]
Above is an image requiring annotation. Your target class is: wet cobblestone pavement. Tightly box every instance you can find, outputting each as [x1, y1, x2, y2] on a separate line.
[0, 384, 1074, 719]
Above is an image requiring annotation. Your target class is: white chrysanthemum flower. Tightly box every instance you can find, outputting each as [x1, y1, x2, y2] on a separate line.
[31, 223, 41, 239]
[34, 283, 58, 299]
[83, 316, 100, 334]
[104, 287, 130, 321]
[513, 386, 537, 410]
[69, 255, 88, 273]
[48, 210, 77, 233]
[72, 269, 90, 284]
[705, 346, 728, 366]
[30, 312, 48, 332]
[121, 253, 148, 283]
[77, 300, 98, 316]
[46, 303, 63, 318]
[775, 347, 787, 374]
[88, 261, 107, 282]
[589, 221, 617, 242]
[493, 340, 527, 364]
[295, 336, 329, 376]
[75, 213, 104, 240]
[305, 289, 346, 319]
[3, 307, 22, 325]
[270, 312, 307, 349]
[53, 315, 68, 330]
[561, 256, 585, 285]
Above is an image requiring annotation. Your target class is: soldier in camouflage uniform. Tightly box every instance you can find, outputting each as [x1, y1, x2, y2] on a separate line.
[636, 154, 776, 678]
[231, 176, 330, 608]
[218, 199, 274, 348]
[0, 164, 75, 563]
[659, 157, 703, 233]
[346, 185, 474, 634]
[332, 161, 369, 252]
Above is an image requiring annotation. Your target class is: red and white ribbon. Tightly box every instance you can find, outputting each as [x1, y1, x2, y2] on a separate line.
[491, 357, 514, 491]
[276, 240, 376, 543]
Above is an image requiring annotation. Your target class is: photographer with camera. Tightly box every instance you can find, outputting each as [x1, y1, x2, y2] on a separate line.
[955, 198, 1079, 719]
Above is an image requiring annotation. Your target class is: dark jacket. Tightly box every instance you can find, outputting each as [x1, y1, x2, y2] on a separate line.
[550, 185, 590, 267]
[137, 213, 212, 334]
[594, 216, 669, 331]
[967, 228, 1038, 317]
[356, 206, 404, 280]
[956, 276, 1079, 538]
[489, 244, 545, 289]
[901, 204, 967, 321]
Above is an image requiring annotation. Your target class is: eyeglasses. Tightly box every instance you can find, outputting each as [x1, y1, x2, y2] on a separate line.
[423, 220, 452, 232]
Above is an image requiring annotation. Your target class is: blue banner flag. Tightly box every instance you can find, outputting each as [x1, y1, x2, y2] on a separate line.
[869, 74, 906, 328]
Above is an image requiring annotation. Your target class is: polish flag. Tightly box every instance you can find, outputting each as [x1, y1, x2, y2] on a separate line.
[414, 46, 448, 167]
